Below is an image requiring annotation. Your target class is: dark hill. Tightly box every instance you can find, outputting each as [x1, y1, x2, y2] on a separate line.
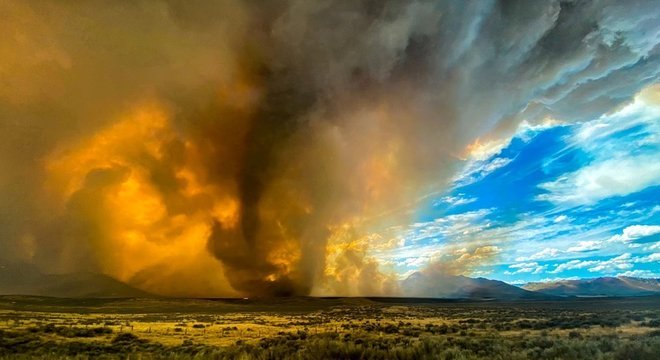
[0, 260, 152, 298]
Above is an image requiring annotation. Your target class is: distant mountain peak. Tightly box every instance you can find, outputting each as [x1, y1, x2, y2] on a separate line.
[522, 276, 660, 297]
[402, 272, 552, 300]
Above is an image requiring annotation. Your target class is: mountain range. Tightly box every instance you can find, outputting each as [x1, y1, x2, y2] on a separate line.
[401, 271, 552, 300]
[522, 276, 660, 297]
[1, 259, 658, 299]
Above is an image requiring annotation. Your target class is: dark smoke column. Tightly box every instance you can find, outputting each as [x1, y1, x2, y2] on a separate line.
[207, 63, 317, 296]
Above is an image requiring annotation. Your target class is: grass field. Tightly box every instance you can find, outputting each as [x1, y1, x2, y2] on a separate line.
[0, 296, 658, 359]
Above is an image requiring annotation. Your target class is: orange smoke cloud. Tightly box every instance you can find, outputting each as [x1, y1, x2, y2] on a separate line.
[316, 222, 400, 296]
[43, 103, 240, 296]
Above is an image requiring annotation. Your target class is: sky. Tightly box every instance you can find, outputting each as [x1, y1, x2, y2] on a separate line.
[1, 0, 659, 297]
[369, 86, 660, 285]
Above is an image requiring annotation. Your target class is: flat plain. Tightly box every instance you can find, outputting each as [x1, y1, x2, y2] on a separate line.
[0, 296, 658, 359]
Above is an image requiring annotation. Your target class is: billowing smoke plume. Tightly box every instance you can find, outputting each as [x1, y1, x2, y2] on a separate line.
[1, 0, 658, 297]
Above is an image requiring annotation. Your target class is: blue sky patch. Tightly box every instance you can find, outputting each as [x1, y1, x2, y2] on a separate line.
[378, 94, 660, 284]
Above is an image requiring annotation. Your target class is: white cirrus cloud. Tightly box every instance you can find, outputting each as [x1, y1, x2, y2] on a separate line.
[587, 253, 633, 273]
[453, 157, 513, 186]
[505, 262, 548, 275]
[553, 253, 657, 275]
[537, 154, 660, 205]
[634, 253, 660, 263]
[609, 225, 660, 243]
[567, 240, 602, 252]
[617, 270, 660, 278]
[646, 242, 660, 251]
[551, 259, 600, 274]
[437, 194, 477, 206]
[516, 248, 561, 262]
